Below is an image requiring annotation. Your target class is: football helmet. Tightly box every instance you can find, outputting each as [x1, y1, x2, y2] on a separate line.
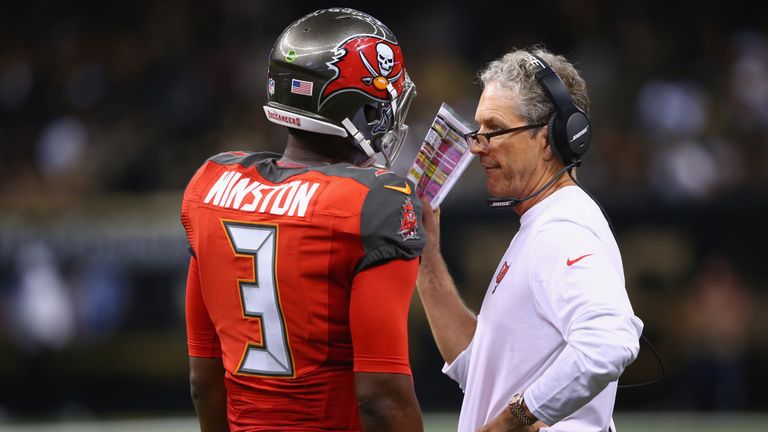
[264, 8, 416, 167]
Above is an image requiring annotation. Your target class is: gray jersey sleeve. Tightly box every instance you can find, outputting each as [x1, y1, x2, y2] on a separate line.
[356, 177, 425, 273]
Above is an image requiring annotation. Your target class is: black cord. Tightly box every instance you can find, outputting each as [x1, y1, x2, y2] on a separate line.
[617, 334, 665, 389]
[567, 165, 665, 389]
[566, 166, 616, 237]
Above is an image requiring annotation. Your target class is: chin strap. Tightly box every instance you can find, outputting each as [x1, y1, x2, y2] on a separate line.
[386, 82, 399, 119]
[341, 118, 376, 157]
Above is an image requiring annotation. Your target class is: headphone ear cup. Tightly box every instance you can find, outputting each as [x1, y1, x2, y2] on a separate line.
[566, 111, 591, 160]
[547, 112, 564, 162]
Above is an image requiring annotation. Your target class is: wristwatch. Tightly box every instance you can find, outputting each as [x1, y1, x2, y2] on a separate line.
[508, 393, 536, 426]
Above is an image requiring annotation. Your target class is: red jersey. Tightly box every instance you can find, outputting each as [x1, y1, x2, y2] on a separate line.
[181, 152, 424, 431]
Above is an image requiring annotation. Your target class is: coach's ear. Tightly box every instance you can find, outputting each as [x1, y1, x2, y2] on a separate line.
[539, 126, 555, 161]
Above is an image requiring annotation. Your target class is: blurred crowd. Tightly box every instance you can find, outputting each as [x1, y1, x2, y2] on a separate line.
[2, 1, 768, 205]
[1, 0, 768, 419]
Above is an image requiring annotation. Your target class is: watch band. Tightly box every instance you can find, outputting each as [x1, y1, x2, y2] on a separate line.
[508, 393, 536, 426]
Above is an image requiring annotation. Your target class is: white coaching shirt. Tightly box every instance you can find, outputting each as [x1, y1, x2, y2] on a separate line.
[443, 186, 643, 432]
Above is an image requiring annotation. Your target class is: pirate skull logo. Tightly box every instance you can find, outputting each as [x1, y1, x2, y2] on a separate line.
[376, 43, 394, 77]
[321, 36, 405, 102]
[356, 41, 402, 90]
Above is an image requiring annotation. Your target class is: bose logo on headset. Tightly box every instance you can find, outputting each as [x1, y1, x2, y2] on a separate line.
[530, 53, 591, 165]
[571, 125, 589, 143]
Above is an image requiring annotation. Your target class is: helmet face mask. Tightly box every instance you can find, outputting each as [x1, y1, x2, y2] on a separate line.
[379, 77, 415, 167]
[264, 8, 416, 167]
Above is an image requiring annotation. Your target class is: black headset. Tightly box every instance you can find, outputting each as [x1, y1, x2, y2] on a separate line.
[530, 53, 591, 165]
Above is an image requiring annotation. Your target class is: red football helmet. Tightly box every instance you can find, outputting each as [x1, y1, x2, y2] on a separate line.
[264, 8, 416, 167]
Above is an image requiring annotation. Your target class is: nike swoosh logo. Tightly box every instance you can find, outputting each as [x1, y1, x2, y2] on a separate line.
[384, 182, 412, 195]
[567, 253, 593, 267]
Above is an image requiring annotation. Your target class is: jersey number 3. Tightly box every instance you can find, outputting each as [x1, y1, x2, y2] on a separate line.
[223, 222, 294, 377]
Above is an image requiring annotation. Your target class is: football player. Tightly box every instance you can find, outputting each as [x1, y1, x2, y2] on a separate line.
[182, 8, 425, 432]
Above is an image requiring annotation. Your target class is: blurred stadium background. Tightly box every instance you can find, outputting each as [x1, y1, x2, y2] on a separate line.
[1, 0, 768, 430]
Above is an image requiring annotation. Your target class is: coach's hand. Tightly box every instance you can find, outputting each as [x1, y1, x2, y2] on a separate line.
[419, 197, 441, 257]
[477, 407, 544, 432]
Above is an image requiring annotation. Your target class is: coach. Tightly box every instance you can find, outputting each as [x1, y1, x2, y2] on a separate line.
[416, 47, 643, 432]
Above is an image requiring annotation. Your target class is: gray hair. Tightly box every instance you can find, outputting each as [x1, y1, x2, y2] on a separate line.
[478, 47, 590, 127]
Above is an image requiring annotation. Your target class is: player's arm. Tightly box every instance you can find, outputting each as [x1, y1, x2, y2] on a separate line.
[185, 257, 229, 432]
[189, 357, 228, 432]
[355, 371, 422, 432]
[416, 199, 477, 364]
[350, 258, 423, 432]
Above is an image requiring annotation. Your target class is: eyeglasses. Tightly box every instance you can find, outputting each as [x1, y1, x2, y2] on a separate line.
[465, 123, 546, 151]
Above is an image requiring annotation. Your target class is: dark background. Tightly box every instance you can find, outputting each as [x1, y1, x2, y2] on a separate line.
[1, 0, 767, 420]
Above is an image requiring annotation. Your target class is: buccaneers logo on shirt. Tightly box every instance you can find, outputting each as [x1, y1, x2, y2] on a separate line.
[321, 36, 405, 106]
[492, 261, 510, 294]
[398, 197, 420, 241]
